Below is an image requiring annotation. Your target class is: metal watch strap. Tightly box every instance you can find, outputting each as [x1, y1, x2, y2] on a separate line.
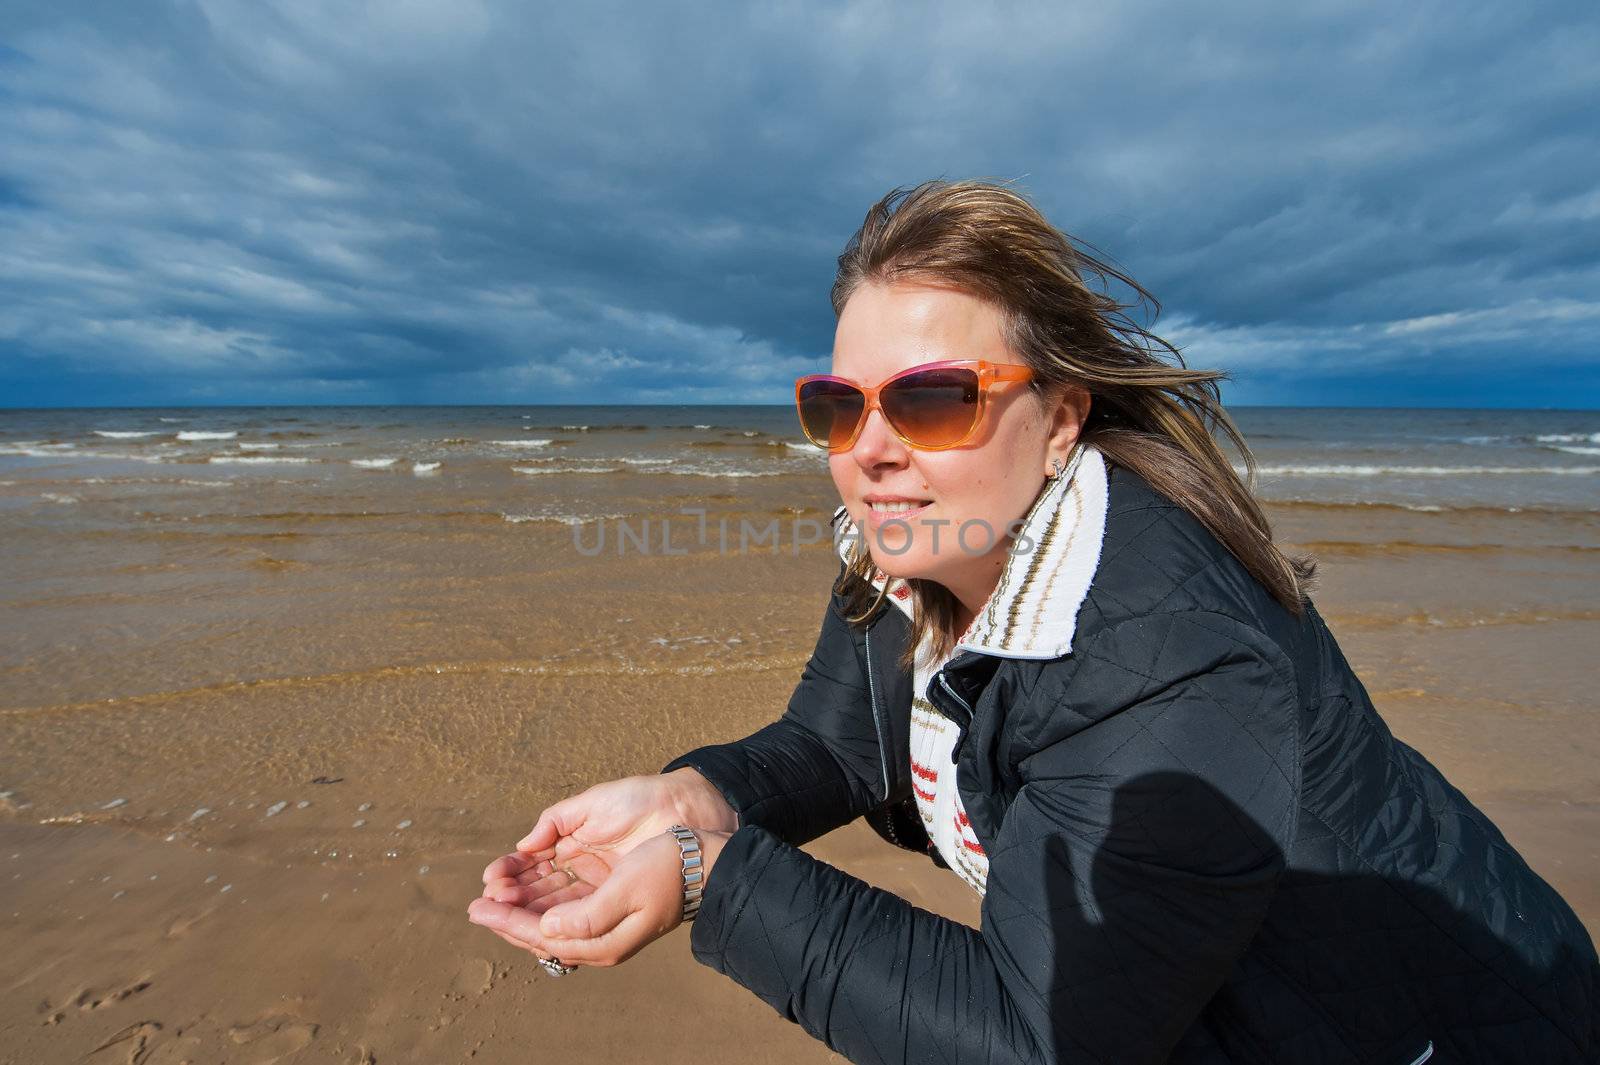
[667, 824, 703, 922]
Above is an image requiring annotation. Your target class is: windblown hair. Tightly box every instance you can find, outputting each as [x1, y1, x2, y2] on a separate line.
[830, 179, 1315, 669]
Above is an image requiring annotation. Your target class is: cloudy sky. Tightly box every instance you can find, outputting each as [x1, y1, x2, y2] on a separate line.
[2, 1, 1597, 408]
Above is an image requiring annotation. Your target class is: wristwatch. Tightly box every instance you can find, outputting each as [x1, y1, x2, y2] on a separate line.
[667, 825, 703, 922]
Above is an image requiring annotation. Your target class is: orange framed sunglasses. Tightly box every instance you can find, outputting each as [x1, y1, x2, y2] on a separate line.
[794, 359, 1034, 453]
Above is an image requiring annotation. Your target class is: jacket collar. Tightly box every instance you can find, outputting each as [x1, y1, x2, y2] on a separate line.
[831, 444, 1109, 661]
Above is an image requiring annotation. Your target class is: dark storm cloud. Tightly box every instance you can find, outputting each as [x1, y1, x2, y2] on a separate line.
[1, 0, 1597, 406]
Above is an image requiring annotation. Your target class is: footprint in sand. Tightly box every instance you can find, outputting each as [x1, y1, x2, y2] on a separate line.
[227, 1013, 319, 1063]
[88, 1020, 162, 1064]
[43, 975, 154, 1019]
[77, 977, 155, 1011]
[448, 957, 494, 1000]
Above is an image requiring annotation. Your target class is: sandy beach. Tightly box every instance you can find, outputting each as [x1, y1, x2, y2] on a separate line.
[2, 409, 1596, 1064]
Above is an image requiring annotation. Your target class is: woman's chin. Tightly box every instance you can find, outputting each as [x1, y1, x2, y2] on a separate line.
[868, 551, 940, 584]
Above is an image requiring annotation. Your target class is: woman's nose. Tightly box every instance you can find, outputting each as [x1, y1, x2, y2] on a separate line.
[851, 406, 910, 470]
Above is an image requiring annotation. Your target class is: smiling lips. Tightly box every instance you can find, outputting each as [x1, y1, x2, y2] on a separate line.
[863, 495, 933, 529]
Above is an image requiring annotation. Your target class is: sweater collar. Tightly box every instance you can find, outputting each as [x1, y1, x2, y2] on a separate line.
[830, 444, 1109, 660]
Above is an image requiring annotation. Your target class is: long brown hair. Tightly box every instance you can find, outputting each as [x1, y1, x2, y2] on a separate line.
[829, 179, 1315, 668]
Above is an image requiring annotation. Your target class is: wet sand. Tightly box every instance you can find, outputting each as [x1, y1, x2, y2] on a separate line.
[1, 458, 1597, 1063]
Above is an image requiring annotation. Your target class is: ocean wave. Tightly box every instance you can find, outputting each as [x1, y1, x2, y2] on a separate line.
[1253, 463, 1599, 477]
[93, 430, 159, 438]
[78, 450, 170, 462]
[1535, 432, 1600, 444]
[158, 417, 187, 423]
[412, 461, 441, 474]
[40, 492, 79, 504]
[177, 430, 238, 441]
[486, 439, 554, 447]
[662, 467, 790, 478]
[511, 465, 619, 475]
[1546, 445, 1600, 457]
[238, 442, 280, 450]
[1267, 499, 1597, 517]
[0, 443, 77, 456]
[501, 511, 629, 525]
[208, 455, 317, 465]
[351, 457, 399, 468]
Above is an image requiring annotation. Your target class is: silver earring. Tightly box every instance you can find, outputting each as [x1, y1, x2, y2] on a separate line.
[1048, 457, 1066, 480]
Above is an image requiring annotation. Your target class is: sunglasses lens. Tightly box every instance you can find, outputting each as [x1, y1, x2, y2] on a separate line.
[881, 367, 980, 447]
[797, 379, 867, 449]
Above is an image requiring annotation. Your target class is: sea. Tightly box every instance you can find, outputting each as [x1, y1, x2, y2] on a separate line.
[1, 405, 1595, 514]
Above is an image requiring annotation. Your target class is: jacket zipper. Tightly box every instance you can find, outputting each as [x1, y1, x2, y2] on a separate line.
[1405, 1041, 1433, 1065]
[936, 672, 974, 730]
[863, 628, 892, 802]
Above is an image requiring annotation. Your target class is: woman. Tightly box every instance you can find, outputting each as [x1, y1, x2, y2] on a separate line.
[468, 181, 1598, 1063]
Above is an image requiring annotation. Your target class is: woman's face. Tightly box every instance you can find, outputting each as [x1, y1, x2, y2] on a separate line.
[829, 280, 1087, 612]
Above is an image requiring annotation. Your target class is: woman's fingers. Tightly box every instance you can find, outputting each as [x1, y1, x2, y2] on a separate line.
[534, 909, 665, 968]
[517, 791, 596, 853]
[539, 878, 634, 942]
[483, 875, 595, 910]
[469, 897, 559, 949]
[481, 848, 553, 884]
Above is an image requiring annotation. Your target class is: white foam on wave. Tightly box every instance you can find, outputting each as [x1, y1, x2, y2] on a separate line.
[93, 430, 159, 439]
[1550, 445, 1600, 457]
[1254, 463, 1600, 477]
[663, 467, 786, 478]
[0, 443, 77, 456]
[159, 417, 187, 423]
[80, 450, 169, 462]
[502, 511, 628, 525]
[606, 460, 790, 478]
[238, 442, 280, 451]
[178, 430, 237, 440]
[784, 441, 825, 453]
[208, 455, 317, 465]
[41, 492, 79, 504]
[512, 465, 618, 475]
[693, 424, 711, 430]
[351, 457, 399, 468]
[1536, 432, 1600, 444]
[487, 439, 554, 447]
[412, 461, 441, 474]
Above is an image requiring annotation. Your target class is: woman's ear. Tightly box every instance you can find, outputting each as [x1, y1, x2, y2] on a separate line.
[1046, 386, 1091, 463]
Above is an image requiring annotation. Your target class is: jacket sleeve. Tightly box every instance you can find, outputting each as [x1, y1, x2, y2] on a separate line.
[688, 611, 1302, 1065]
[662, 579, 892, 845]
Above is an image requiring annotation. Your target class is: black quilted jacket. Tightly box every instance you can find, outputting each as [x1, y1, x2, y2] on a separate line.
[665, 467, 1598, 1064]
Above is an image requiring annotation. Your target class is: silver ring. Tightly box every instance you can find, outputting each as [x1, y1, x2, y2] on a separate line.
[539, 956, 578, 977]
